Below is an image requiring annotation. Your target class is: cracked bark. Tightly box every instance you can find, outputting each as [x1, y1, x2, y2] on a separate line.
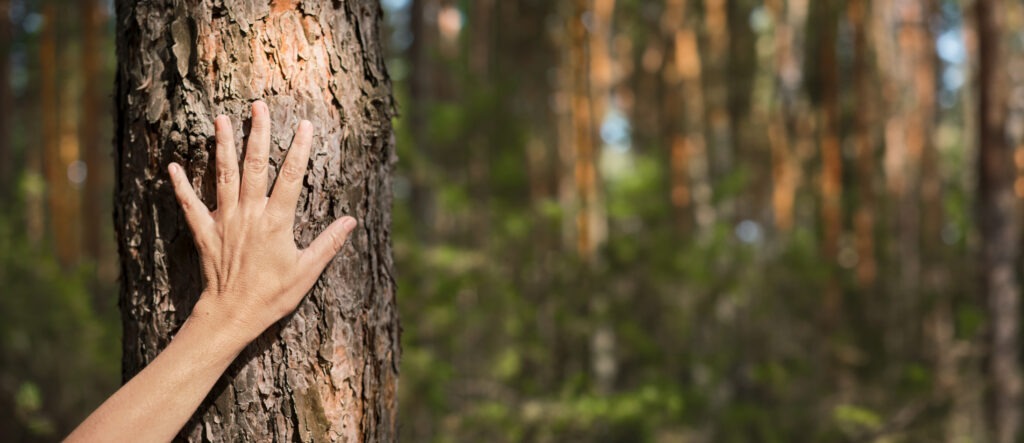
[113, 1, 400, 441]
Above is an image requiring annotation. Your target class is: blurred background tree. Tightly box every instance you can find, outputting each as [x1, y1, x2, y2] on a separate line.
[2, 0, 1024, 441]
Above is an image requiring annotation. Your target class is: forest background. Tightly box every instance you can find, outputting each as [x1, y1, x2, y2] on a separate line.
[1, 0, 1021, 441]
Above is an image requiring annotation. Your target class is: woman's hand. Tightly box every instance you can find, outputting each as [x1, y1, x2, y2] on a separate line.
[168, 101, 357, 344]
[67, 101, 355, 443]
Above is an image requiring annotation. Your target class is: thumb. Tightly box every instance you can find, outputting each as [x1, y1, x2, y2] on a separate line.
[304, 216, 358, 269]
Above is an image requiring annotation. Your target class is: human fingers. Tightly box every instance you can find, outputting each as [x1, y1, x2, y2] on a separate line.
[301, 216, 358, 271]
[214, 115, 239, 214]
[168, 163, 216, 247]
[266, 120, 313, 223]
[240, 101, 271, 208]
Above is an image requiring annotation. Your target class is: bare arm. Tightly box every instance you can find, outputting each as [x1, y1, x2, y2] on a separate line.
[66, 101, 356, 442]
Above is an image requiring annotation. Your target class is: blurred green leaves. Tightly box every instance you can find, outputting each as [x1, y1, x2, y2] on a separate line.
[0, 212, 119, 439]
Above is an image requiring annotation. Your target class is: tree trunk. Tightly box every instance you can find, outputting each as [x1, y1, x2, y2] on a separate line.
[568, 0, 614, 395]
[976, 1, 1022, 442]
[0, 0, 10, 198]
[814, 0, 842, 324]
[849, 0, 877, 288]
[41, 1, 81, 266]
[767, 0, 808, 234]
[702, 0, 732, 219]
[82, 0, 108, 266]
[665, 0, 714, 232]
[113, 1, 400, 441]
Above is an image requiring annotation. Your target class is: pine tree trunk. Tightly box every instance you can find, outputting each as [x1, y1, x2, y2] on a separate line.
[767, 0, 807, 234]
[82, 0, 108, 265]
[815, 0, 842, 324]
[0, 0, 10, 197]
[976, 1, 1022, 442]
[849, 0, 877, 288]
[42, 1, 81, 266]
[113, 1, 400, 441]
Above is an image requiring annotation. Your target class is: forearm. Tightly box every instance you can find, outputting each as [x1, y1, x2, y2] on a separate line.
[66, 297, 250, 443]
[67, 105, 354, 441]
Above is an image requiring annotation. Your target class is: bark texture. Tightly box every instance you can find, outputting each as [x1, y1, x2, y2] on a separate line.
[113, 1, 399, 441]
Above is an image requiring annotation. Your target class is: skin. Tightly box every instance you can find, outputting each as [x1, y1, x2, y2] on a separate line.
[66, 101, 356, 442]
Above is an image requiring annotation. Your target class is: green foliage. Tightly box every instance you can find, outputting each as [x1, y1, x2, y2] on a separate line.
[0, 213, 119, 439]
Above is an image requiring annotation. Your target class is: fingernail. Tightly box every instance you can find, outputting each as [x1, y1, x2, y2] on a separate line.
[342, 217, 357, 231]
[299, 120, 312, 131]
[168, 163, 179, 176]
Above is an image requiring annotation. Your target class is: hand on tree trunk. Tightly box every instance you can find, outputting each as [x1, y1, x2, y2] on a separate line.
[66, 101, 358, 443]
[169, 100, 359, 344]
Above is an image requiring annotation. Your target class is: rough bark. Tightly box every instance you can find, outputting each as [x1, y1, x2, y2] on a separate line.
[113, 1, 400, 441]
[975, 1, 1021, 442]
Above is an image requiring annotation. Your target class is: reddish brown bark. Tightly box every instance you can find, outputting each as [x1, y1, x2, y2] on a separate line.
[41, 1, 80, 266]
[850, 0, 877, 287]
[114, 1, 400, 440]
[81, 0, 107, 264]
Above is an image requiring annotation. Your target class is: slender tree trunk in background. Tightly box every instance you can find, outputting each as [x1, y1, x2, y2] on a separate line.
[936, 7, 986, 440]
[662, 0, 691, 232]
[466, 0, 492, 234]
[41, 1, 80, 266]
[767, 0, 807, 233]
[39, 0, 57, 235]
[896, 0, 933, 304]
[671, 0, 714, 232]
[629, 8, 664, 157]
[407, 0, 438, 240]
[874, 0, 912, 353]
[914, 0, 943, 296]
[0, 0, 10, 198]
[703, 0, 732, 219]
[515, 0, 560, 204]
[727, 0, 760, 223]
[114, 1, 399, 440]
[589, 0, 615, 129]
[591, 0, 616, 397]
[816, 0, 842, 322]
[568, 0, 614, 394]
[975, 1, 1022, 442]
[568, 0, 604, 261]
[849, 0, 877, 288]
[81, 0, 107, 265]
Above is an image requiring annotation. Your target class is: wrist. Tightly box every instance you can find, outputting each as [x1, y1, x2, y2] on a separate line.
[182, 295, 258, 351]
